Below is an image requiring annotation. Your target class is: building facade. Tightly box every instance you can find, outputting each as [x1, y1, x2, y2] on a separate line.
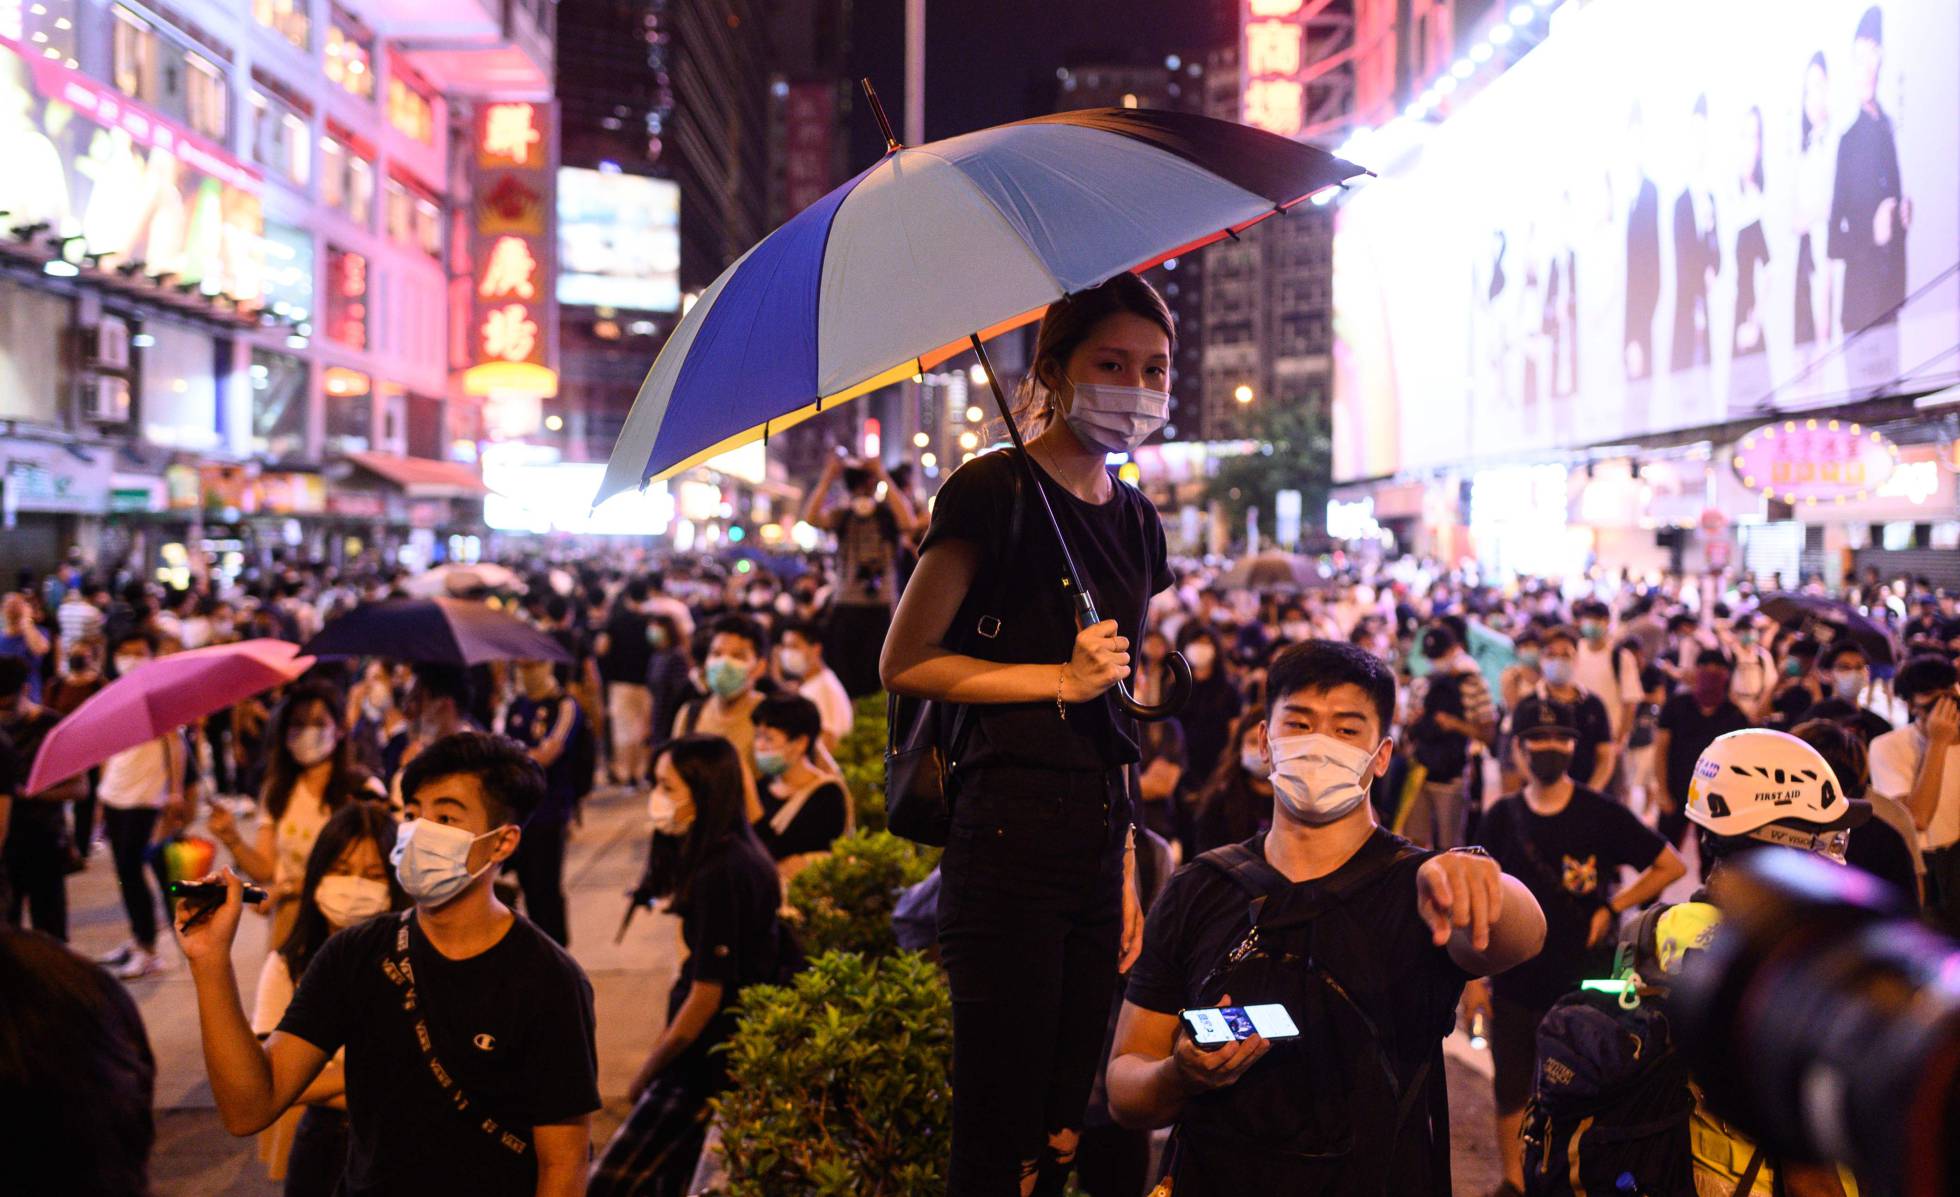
[0, 0, 553, 577]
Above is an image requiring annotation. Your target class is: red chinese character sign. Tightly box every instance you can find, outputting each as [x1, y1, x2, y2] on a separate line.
[1730, 419, 1898, 508]
[326, 246, 369, 350]
[465, 100, 556, 406]
[1242, 0, 1308, 139]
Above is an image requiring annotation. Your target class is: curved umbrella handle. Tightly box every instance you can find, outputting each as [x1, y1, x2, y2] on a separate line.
[1074, 592, 1190, 722]
[1114, 650, 1192, 722]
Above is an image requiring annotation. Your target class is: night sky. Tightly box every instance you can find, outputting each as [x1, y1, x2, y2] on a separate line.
[845, 0, 1230, 168]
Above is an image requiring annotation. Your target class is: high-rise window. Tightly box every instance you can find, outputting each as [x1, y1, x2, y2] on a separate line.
[386, 76, 435, 144]
[110, 6, 231, 141]
[252, 89, 311, 188]
[251, 0, 309, 51]
[325, 11, 375, 101]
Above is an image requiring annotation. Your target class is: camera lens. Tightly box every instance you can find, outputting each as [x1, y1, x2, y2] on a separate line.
[1672, 849, 1960, 1197]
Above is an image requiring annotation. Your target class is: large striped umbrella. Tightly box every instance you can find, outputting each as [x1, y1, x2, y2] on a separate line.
[601, 91, 1364, 717]
[598, 99, 1364, 500]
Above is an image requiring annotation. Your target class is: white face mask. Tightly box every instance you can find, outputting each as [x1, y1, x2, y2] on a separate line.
[1268, 732, 1381, 825]
[1281, 620, 1311, 641]
[779, 647, 810, 680]
[1185, 641, 1217, 670]
[314, 874, 391, 926]
[114, 655, 146, 675]
[1831, 669, 1868, 701]
[1240, 747, 1269, 777]
[287, 726, 338, 768]
[389, 818, 506, 907]
[1061, 382, 1170, 455]
[647, 789, 694, 837]
[1541, 658, 1576, 687]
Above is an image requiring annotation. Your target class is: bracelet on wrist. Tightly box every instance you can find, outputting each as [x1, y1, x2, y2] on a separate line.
[1056, 664, 1070, 720]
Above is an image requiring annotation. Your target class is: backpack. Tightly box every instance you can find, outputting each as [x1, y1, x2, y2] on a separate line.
[1160, 833, 1442, 1196]
[1521, 988, 1699, 1197]
[1409, 670, 1470, 781]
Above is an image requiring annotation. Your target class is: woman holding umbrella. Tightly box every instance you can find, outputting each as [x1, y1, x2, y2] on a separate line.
[882, 274, 1176, 1196]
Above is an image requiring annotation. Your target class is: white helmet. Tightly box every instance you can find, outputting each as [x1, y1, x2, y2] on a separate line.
[1685, 729, 1869, 859]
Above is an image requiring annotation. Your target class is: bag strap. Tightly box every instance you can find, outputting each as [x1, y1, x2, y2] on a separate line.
[1199, 832, 1419, 927]
[379, 913, 532, 1158]
[1732, 1146, 1767, 1197]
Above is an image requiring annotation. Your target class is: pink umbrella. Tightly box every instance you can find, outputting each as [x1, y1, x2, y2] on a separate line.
[26, 638, 315, 795]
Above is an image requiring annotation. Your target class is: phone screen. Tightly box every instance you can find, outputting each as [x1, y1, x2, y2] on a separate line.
[1181, 1003, 1300, 1045]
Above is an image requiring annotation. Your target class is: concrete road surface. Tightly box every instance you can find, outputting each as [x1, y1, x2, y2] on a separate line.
[58, 784, 1503, 1196]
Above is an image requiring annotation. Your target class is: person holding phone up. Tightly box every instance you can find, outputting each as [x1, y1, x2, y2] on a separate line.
[1107, 641, 1546, 1197]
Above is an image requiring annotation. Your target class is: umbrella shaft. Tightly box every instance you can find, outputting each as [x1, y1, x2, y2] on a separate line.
[969, 334, 1092, 618]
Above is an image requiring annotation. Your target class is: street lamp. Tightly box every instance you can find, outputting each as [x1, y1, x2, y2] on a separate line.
[965, 405, 984, 423]
[967, 364, 987, 386]
[920, 452, 936, 467]
[912, 431, 930, 448]
[958, 430, 979, 450]
[1234, 383, 1255, 404]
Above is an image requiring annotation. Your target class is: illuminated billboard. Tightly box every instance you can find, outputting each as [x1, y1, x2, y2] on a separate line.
[1332, 0, 1960, 481]
[556, 168, 680, 312]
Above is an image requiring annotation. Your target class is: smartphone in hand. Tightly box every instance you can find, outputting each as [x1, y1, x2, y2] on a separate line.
[1180, 1003, 1301, 1048]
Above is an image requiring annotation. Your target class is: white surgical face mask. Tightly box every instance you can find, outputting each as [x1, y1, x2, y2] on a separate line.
[1240, 748, 1269, 777]
[286, 726, 338, 768]
[314, 874, 391, 927]
[647, 789, 694, 837]
[1831, 669, 1869, 702]
[1268, 732, 1381, 825]
[1061, 382, 1170, 455]
[114, 654, 146, 675]
[389, 818, 505, 908]
[1541, 657, 1575, 687]
[779, 647, 810, 680]
[1185, 641, 1217, 670]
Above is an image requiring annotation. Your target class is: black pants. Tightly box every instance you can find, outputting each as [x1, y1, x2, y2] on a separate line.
[283, 1106, 349, 1197]
[3, 802, 70, 940]
[1925, 846, 1960, 938]
[514, 815, 570, 946]
[103, 806, 167, 947]
[939, 766, 1129, 1196]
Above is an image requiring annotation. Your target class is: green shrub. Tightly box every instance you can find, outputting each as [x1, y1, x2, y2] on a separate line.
[713, 950, 952, 1196]
[836, 693, 889, 832]
[787, 829, 934, 960]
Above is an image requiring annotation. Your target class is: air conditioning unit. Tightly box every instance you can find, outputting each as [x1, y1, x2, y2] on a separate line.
[91, 316, 132, 371]
[85, 375, 131, 424]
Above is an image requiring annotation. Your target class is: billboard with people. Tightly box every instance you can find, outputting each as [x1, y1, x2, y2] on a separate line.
[1331, 0, 1960, 481]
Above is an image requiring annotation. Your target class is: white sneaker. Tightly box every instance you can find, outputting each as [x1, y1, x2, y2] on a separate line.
[115, 948, 168, 980]
[95, 939, 138, 968]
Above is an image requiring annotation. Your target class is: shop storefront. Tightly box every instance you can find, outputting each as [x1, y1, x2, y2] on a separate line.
[0, 440, 114, 573]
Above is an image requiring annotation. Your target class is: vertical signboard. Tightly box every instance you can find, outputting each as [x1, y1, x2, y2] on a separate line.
[464, 100, 557, 409]
[783, 83, 835, 218]
[1242, 0, 1309, 138]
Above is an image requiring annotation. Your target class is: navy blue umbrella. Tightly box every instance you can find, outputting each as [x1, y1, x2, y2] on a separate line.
[302, 597, 570, 666]
[1758, 592, 1895, 666]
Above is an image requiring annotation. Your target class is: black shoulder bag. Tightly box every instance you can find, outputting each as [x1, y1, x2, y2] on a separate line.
[884, 457, 1026, 846]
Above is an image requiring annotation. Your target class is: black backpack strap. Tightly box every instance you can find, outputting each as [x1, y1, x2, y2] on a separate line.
[1732, 1146, 1766, 1197]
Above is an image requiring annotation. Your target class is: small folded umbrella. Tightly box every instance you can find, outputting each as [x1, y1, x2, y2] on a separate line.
[302, 597, 571, 666]
[1758, 592, 1895, 665]
[27, 638, 315, 795]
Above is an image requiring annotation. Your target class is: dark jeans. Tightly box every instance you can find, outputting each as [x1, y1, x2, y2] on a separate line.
[3, 802, 70, 940]
[103, 806, 167, 947]
[514, 815, 570, 947]
[1925, 846, 1960, 938]
[283, 1107, 349, 1197]
[939, 765, 1130, 1196]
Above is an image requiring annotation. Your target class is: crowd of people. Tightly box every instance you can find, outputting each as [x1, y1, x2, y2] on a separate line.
[4, 280, 1958, 1197]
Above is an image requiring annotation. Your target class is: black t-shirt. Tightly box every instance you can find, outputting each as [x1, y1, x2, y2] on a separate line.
[1124, 827, 1469, 1196]
[670, 835, 783, 1082]
[504, 693, 583, 822]
[920, 449, 1173, 771]
[277, 912, 600, 1197]
[599, 608, 653, 683]
[754, 778, 848, 860]
[1475, 788, 1666, 1009]
[1802, 697, 1893, 744]
[1657, 694, 1752, 808]
[548, 626, 586, 687]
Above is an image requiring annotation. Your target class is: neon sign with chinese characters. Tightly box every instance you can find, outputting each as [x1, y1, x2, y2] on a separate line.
[464, 101, 555, 402]
[1242, 0, 1307, 139]
[1730, 419, 1898, 508]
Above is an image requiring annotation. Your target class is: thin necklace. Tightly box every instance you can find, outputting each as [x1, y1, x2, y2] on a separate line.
[1032, 437, 1108, 502]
